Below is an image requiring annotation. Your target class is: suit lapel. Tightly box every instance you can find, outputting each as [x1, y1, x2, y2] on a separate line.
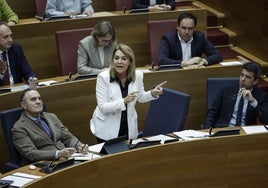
[22, 113, 53, 142]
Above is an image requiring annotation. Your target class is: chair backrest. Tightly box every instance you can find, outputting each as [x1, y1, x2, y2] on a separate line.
[147, 19, 177, 65]
[0, 107, 23, 168]
[142, 88, 190, 137]
[257, 78, 268, 94]
[55, 28, 93, 76]
[207, 78, 239, 110]
[114, 0, 133, 11]
[34, 0, 47, 18]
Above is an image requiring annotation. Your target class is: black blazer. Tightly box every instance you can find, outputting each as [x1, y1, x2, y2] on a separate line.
[203, 84, 268, 128]
[0, 43, 37, 86]
[132, 0, 176, 10]
[158, 29, 222, 66]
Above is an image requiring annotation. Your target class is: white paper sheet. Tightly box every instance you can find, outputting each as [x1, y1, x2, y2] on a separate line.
[88, 143, 104, 153]
[242, 125, 268, 134]
[220, 61, 243, 66]
[70, 152, 102, 161]
[0, 172, 41, 187]
[173, 130, 209, 140]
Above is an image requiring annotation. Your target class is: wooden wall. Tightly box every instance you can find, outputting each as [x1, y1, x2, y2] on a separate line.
[197, 0, 268, 63]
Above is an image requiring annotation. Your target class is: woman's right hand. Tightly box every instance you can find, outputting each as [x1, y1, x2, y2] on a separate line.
[124, 91, 139, 104]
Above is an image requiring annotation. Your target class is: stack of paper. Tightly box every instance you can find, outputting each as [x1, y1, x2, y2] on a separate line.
[173, 130, 209, 141]
[242, 125, 268, 134]
[0, 172, 41, 187]
[70, 152, 102, 161]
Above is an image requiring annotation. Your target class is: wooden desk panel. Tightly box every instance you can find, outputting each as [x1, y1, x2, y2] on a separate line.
[2, 132, 268, 187]
[2, 64, 260, 171]
[11, 8, 206, 79]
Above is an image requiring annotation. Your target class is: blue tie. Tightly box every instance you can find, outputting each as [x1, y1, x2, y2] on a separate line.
[235, 96, 244, 126]
[37, 117, 53, 139]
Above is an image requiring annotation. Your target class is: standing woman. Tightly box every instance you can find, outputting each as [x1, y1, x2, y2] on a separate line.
[0, 0, 19, 26]
[77, 21, 117, 75]
[90, 44, 166, 143]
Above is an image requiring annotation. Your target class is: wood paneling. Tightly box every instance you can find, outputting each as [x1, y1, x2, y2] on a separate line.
[197, 0, 268, 63]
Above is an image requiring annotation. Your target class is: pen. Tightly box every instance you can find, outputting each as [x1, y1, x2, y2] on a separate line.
[264, 125, 268, 131]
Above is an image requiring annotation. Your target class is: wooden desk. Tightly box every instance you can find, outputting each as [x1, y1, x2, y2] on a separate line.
[11, 8, 207, 79]
[3, 63, 268, 171]
[1, 130, 268, 187]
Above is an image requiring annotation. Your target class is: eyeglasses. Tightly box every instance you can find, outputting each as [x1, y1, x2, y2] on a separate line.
[101, 38, 113, 45]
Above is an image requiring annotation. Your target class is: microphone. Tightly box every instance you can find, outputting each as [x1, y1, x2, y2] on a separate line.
[123, 7, 127, 14]
[68, 72, 73, 81]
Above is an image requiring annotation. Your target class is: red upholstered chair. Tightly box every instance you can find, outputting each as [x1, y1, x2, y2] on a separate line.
[114, 0, 133, 11]
[257, 78, 268, 94]
[147, 19, 177, 65]
[34, 0, 47, 18]
[55, 28, 93, 76]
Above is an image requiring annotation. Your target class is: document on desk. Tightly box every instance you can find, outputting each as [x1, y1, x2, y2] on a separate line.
[220, 61, 243, 66]
[70, 152, 102, 161]
[38, 80, 57, 86]
[242, 125, 268, 134]
[145, 134, 178, 144]
[173, 130, 209, 141]
[10, 85, 30, 92]
[0, 172, 41, 187]
[88, 142, 105, 153]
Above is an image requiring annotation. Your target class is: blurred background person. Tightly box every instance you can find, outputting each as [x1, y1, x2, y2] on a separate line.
[158, 12, 222, 68]
[45, 0, 94, 17]
[77, 21, 117, 75]
[132, 0, 175, 11]
[0, 22, 37, 87]
[0, 0, 19, 26]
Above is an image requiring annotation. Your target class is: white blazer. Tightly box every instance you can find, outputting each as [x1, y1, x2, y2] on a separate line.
[90, 69, 155, 140]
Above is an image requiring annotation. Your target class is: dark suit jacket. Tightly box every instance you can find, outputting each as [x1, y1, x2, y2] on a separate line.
[158, 29, 222, 66]
[132, 0, 175, 10]
[0, 43, 36, 86]
[203, 84, 268, 128]
[12, 112, 80, 165]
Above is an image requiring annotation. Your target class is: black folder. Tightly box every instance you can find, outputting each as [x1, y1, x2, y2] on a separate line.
[100, 135, 129, 155]
[156, 64, 181, 71]
[73, 73, 97, 81]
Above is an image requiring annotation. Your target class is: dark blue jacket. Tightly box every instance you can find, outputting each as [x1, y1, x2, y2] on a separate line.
[158, 29, 222, 66]
[203, 84, 268, 128]
[0, 43, 36, 86]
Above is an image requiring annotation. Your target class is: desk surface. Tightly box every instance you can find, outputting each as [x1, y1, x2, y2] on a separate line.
[1, 129, 268, 187]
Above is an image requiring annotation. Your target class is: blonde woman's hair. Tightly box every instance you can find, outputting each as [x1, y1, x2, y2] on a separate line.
[109, 43, 136, 81]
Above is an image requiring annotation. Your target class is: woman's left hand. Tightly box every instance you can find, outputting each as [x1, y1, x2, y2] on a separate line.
[151, 81, 167, 98]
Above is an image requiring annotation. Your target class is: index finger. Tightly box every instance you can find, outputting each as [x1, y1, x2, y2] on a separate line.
[156, 81, 167, 88]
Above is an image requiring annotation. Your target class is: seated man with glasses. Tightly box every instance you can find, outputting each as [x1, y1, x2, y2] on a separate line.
[77, 21, 117, 75]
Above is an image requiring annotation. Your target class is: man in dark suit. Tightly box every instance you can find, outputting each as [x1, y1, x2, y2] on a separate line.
[132, 0, 176, 11]
[203, 62, 268, 128]
[12, 88, 88, 165]
[0, 22, 37, 87]
[158, 12, 222, 68]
